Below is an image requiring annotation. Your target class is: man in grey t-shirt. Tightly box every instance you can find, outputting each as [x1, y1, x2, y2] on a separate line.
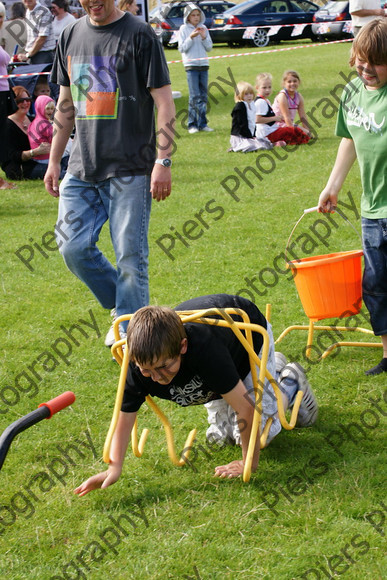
[44, 0, 175, 346]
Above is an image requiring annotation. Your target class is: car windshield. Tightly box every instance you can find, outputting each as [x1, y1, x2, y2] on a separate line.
[167, 5, 186, 17]
[319, 1, 348, 13]
[219, 0, 316, 15]
[221, 0, 259, 15]
[289, 1, 317, 12]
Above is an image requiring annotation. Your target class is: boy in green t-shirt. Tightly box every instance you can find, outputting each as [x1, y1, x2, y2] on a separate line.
[318, 18, 387, 376]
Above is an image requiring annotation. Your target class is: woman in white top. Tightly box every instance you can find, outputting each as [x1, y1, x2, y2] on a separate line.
[51, 0, 75, 42]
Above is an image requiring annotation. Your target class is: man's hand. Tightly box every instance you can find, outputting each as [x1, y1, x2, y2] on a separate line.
[44, 162, 61, 198]
[214, 459, 244, 479]
[150, 164, 171, 202]
[74, 466, 122, 497]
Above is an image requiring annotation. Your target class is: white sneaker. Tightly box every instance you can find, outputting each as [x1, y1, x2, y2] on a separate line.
[281, 363, 318, 427]
[188, 127, 199, 134]
[200, 126, 214, 132]
[274, 351, 288, 376]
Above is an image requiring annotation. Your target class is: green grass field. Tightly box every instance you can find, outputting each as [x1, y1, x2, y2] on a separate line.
[1, 40, 386, 580]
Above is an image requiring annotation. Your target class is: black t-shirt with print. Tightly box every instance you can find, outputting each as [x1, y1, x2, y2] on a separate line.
[121, 294, 267, 413]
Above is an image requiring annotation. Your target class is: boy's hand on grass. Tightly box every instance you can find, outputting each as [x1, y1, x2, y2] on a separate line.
[214, 460, 244, 479]
[74, 466, 122, 497]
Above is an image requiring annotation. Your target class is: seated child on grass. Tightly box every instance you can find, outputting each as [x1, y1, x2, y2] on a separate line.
[229, 81, 272, 152]
[255, 72, 310, 146]
[74, 294, 318, 495]
[272, 70, 312, 137]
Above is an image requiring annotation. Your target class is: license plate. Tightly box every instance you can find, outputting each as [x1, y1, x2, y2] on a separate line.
[214, 18, 223, 24]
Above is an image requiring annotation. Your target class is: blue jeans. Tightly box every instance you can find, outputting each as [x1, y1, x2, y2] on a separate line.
[362, 217, 387, 335]
[57, 173, 152, 330]
[186, 68, 208, 130]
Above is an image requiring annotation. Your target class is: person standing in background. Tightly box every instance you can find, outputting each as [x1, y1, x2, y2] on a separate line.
[18, 0, 55, 64]
[118, 0, 139, 16]
[349, 0, 387, 36]
[50, 0, 75, 42]
[44, 0, 175, 347]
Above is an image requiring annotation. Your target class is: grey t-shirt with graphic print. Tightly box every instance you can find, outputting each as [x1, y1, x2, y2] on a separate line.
[51, 13, 171, 181]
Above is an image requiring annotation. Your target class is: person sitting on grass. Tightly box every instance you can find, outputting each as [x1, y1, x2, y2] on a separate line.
[272, 70, 312, 137]
[74, 294, 318, 496]
[255, 72, 310, 147]
[229, 81, 272, 153]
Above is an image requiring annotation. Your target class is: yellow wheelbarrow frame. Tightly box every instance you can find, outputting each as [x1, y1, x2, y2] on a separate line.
[104, 307, 304, 483]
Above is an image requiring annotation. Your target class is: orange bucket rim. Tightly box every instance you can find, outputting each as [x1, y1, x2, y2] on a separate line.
[286, 249, 363, 270]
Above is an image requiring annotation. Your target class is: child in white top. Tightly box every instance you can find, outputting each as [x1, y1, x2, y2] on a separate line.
[230, 81, 272, 152]
[178, 4, 213, 133]
[255, 73, 310, 146]
[273, 70, 311, 136]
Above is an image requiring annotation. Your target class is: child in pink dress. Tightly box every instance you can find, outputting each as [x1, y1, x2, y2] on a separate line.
[273, 70, 311, 137]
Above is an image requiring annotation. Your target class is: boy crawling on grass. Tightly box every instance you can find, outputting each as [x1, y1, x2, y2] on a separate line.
[75, 294, 318, 495]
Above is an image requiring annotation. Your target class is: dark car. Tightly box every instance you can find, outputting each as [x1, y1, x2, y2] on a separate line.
[311, 1, 352, 41]
[211, 0, 319, 47]
[150, 1, 235, 46]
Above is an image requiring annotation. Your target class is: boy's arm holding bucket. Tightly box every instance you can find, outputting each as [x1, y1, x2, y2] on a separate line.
[74, 411, 136, 496]
[318, 137, 357, 213]
[214, 380, 260, 479]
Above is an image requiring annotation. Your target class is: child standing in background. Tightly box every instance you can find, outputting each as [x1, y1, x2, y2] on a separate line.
[178, 4, 214, 134]
[273, 70, 311, 136]
[230, 81, 272, 152]
[255, 72, 310, 146]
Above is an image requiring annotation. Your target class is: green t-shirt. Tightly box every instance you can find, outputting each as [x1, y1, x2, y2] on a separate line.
[336, 76, 387, 219]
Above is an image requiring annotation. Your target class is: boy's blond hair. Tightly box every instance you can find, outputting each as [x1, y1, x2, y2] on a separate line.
[282, 70, 301, 85]
[126, 306, 187, 366]
[255, 72, 272, 88]
[350, 18, 387, 67]
[234, 81, 255, 103]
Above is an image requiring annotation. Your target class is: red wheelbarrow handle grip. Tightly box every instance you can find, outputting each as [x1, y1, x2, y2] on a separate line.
[38, 391, 76, 418]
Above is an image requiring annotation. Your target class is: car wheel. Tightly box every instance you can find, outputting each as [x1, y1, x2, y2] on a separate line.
[251, 28, 269, 48]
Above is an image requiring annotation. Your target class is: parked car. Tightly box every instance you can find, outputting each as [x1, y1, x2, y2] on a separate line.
[150, 0, 235, 46]
[211, 0, 319, 48]
[311, 1, 352, 41]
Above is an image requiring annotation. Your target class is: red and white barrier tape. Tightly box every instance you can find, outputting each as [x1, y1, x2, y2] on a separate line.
[166, 37, 353, 65]
[0, 70, 51, 80]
